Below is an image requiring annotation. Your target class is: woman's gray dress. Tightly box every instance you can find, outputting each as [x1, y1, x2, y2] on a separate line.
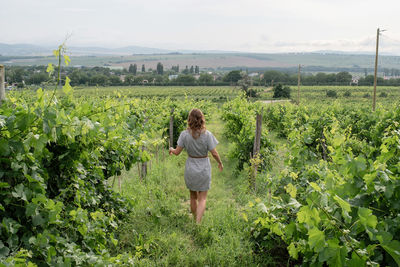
[177, 130, 219, 191]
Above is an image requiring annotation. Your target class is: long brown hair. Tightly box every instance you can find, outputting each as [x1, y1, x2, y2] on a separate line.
[187, 108, 206, 139]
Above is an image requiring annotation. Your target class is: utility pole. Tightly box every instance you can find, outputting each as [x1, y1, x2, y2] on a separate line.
[297, 64, 301, 105]
[0, 65, 5, 104]
[372, 28, 381, 111]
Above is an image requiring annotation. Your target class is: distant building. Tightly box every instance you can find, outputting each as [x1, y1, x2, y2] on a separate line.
[383, 75, 400, 80]
[351, 76, 359, 85]
[168, 75, 178, 80]
[249, 73, 259, 77]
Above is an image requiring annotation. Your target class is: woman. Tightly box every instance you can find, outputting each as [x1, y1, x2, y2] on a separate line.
[169, 108, 223, 223]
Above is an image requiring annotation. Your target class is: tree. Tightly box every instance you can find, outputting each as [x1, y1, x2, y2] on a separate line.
[198, 73, 214, 85]
[264, 70, 287, 85]
[128, 64, 137, 75]
[272, 84, 291, 99]
[190, 66, 194, 74]
[182, 66, 189, 74]
[335, 71, 352, 85]
[175, 74, 196, 85]
[238, 72, 251, 95]
[223, 70, 241, 84]
[156, 62, 164, 75]
[195, 65, 200, 74]
[124, 74, 135, 85]
[141, 64, 145, 72]
[171, 65, 179, 73]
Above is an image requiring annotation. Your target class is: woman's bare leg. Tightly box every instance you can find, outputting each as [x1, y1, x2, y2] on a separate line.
[196, 191, 208, 223]
[189, 190, 198, 221]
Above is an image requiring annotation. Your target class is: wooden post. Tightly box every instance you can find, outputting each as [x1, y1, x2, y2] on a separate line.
[141, 117, 149, 179]
[297, 64, 301, 105]
[0, 65, 5, 104]
[141, 146, 147, 178]
[250, 108, 263, 190]
[372, 28, 380, 111]
[253, 112, 262, 157]
[169, 108, 174, 147]
[137, 162, 141, 181]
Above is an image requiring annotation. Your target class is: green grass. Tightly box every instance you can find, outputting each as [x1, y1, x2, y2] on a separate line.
[110, 112, 274, 266]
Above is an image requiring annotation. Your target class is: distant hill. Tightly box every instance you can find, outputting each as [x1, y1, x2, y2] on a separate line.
[1, 43, 400, 72]
[0, 43, 51, 56]
[0, 43, 172, 56]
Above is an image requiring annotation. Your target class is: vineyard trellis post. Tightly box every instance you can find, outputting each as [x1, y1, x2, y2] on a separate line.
[372, 28, 381, 111]
[141, 146, 147, 178]
[0, 65, 5, 104]
[141, 117, 149, 179]
[169, 108, 174, 147]
[250, 108, 263, 190]
[297, 64, 301, 105]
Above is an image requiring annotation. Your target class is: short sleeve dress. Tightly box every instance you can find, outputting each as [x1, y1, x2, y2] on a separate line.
[177, 129, 219, 191]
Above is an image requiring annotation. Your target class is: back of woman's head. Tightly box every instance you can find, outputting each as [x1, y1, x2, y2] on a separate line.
[187, 108, 206, 138]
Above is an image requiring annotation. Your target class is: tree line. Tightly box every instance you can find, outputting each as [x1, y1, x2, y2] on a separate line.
[4, 65, 400, 88]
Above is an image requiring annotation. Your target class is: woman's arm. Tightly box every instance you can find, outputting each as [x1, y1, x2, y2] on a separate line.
[169, 146, 183, 156]
[210, 148, 223, 171]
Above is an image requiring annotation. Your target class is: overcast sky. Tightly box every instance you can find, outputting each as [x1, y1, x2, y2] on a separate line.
[1, 0, 400, 54]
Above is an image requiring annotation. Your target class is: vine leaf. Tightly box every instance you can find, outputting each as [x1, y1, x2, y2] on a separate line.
[381, 240, 400, 266]
[308, 227, 325, 252]
[358, 207, 377, 229]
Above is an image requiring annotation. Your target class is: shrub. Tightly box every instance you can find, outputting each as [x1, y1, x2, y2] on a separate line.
[247, 89, 259, 98]
[379, 92, 388, 97]
[343, 90, 351, 97]
[363, 93, 370, 98]
[326, 90, 337, 98]
[273, 84, 291, 99]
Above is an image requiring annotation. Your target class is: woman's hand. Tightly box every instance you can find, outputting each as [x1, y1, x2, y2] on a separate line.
[169, 147, 174, 155]
[218, 163, 223, 172]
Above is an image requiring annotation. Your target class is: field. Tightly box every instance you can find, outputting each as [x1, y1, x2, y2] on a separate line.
[72, 85, 241, 100]
[262, 85, 400, 104]
[1, 82, 400, 266]
[69, 85, 400, 106]
[3, 52, 400, 72]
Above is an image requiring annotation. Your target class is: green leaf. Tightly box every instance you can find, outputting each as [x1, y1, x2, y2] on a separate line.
[363, 173, 376, 186]
[12, 184, 27, 201]
[32, 214, 45, 226]
[309, 182, 321, 192]
[381, 240, 400, 266]
[333, 195, 351, 212]
[0, 139, 10, 156]
[63, 55, 71, 66]
[271, 223, 283, 236]
[358, 207, 377, 229]
[297, 206, 320, 227]
[46, 63, 54, 75]
[347, 252, 366, 267]
[0, 240, 10, 257]
[288, 243, 298, 260]
[285, 183, 297, 198]
[63, 76, 73, 96]
[26, 203, 38, 217]
[47, 246, 57, 262]
[308, 227, 325, 252]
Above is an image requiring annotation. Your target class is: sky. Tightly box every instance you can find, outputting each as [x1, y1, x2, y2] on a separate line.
[1, 0, 400, 54]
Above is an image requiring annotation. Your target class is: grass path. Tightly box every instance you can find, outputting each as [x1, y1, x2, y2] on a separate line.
[112, 112, 271, 266]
